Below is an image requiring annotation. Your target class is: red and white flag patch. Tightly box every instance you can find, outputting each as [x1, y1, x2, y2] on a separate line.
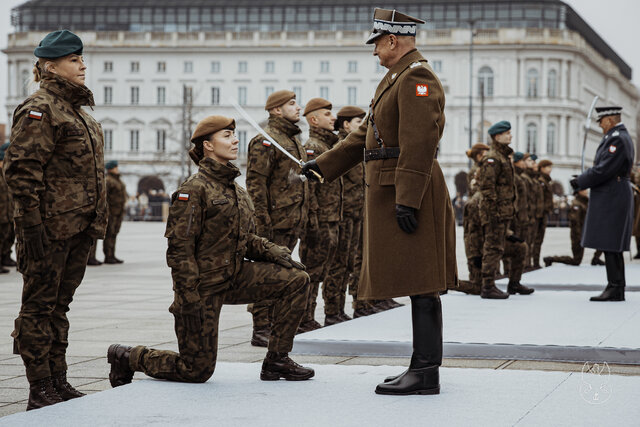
[306, 149, 315, 156]
[262, 140, 272, 147]
[416, 84, 429, 97]
[178, 193, 190, 201]
[609, 145, 617, 153]
[28, 111, 43, 120]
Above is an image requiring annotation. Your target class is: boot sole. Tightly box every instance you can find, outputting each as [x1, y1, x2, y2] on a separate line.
[375, 385, 440, 396]
[107, 344, 133, 387]
[260, 371, 315, 381]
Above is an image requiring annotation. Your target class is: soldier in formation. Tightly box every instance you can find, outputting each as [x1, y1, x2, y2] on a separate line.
[107, 116, 314, 387]
[632, 166, 640, 259]
[531, 159, 554, 268]
[245, 90, 311, 345]
[4, 30, 107, 410]
[0, 142, 15, 274]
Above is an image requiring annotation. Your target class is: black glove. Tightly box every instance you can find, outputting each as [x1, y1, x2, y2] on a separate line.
[179, 301, 203, 332]
[267, 245, 306, 270]
[22, 223, 50, 260]
[506, 235, 524, 243]
[301, 160, 324, 182]
[396, 204, 418, 234]
[570, 175, 579, 191]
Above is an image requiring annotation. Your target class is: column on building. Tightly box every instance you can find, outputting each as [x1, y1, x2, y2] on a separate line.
[541, 58, 548, 100]
[540, 113, 548, 155]
[559, 59, 566, 100]
[559, 114, 568, 156]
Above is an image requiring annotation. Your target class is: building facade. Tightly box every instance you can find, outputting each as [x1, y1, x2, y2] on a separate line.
[5, 0, 639, 195]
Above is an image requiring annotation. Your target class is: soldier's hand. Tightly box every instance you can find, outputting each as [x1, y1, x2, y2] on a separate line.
[396, 204, 418, 234]
[266, 244, 306, 270]
[301, 160, 324, 182]
[21, 223, 50, 260]
[180, 301, 203, 332]
[569, 176, 579, 191]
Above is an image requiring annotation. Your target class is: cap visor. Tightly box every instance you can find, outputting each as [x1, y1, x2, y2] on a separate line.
[366, 32, 384, 44]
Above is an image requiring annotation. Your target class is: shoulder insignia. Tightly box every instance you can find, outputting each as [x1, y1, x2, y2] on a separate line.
[28, 111, 43, 120]
[609, 145, 617, 153]
[573, 206, 579, 210]
[416, 84, 429, 97]
[262, 140, 272, 147]
[486, 158, 495, 164]
[391, 73, 397, 79]
[177, 193, 190, 201]
[306, 149, 315, 156]
[410, 62, 421, 69]
[612, 131, 620, 137]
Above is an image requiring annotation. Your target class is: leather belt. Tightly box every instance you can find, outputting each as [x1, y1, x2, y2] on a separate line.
[364, 147, 400, 162]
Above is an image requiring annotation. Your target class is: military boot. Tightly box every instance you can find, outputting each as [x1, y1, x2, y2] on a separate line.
[591, 257, 605, 266]
[51, 371, 85, 400]
[324, 313, 346, 326]
[104, 256, 123, 264]
[480, 282, 509, 299]
[507, 281, 534, 295]
[251, 325, 270, 347]
[376, 295, 442, 395]
[87, 257, 102, 266]
[452, 280, 481, 295]
[590, 285, 625, 302]
[337, 311, 352, 322]
[107, 344, 135, 387]
[543, 257, 553, 267]
[353, 306, 376, 318]
[0, 266, 8, 274]
[1, 256, 16, 267]
[26, 377, 64, 411]
[260, 352, 315, 381]
[296, 319, 322, 334]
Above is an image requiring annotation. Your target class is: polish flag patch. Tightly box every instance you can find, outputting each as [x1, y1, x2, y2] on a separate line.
[609, 145, 617, 153]
[306, 149, 315, 156]
[178, 193, 190, 201]
[262, 140, 272, 147]
[416, 84, 429, 97]
[28, 111, 43, 120]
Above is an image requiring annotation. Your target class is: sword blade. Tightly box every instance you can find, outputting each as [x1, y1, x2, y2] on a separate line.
[581, 95, 599, 173]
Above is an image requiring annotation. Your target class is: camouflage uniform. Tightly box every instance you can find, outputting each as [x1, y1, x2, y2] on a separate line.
[462, 161, 484, 290]
[0, 168, 14, 265]
[531, 172, 553, 267]
[300, 127, 343, 318]
[3, 72, 107, 383]
[103, 171, 127, 259]
[524, 169, 541, 267]
[245, 115, 309, 329]
[127, 158, 309, 383]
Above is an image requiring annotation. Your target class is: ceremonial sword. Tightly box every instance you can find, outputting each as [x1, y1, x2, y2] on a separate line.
[581, 95, 599, 173]
[228, 97, 323, 183]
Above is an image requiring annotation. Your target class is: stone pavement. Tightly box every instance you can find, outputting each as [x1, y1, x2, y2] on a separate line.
[0, 222, 638, 417]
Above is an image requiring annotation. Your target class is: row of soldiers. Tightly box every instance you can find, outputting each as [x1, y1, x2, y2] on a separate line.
[0, 143, 17, 274]
[244, 90, 401, 347]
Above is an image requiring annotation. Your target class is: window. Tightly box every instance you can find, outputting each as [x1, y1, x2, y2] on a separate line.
[546, 122, 556, 154]
[157, 87, 166, 105]
[183, 86, 193, 102]
[527, 68, 539, 98]
[157, 61, 166, 73]
[547, 69, 557, 98]
[104, 61, 113, 72]
[130, 130, 140, 152]
[348, 60, 358, 73]
[526, 123, 538, 154]
[320, 86, 329, 100]
[130, 61, 140, 73]
[375, 62, 385, 73]
[104, 86, 112, 105]
[211, 87, 220, 105]
[265, 61, 275, 74]
[238, 86, 247, 105]
[478, 66, 494, 97]
[238, 130, 247, 155]
[130, 86, 139, 105]
[347, 87, 357, 105]
[320, 61, 330, 73]
[432, 60, 442, 73]
[104, 129, 113, 152]
[156, 129, 166, 152]
[293, 61, 302, 74]
[238, 61, 247, 73]
[211, 61, 220, 73]
[265, 86, 274, 101]
[293, 86, 302, 103]
[184, 61, 193, 73]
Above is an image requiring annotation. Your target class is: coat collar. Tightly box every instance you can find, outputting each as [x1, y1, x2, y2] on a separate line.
[309, 127, 339, 147]
[603, 123, 626, 140]
[198, 157, 240, 184]
[40, 72, 95, 107]
[372, 49, 426, 109]
[268, 115, 301, 138]
[490, 140, 514, 158]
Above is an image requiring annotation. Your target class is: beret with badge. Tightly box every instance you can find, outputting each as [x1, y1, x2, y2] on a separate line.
[265, 90, 296, 111]
[189, 115, 236, 164]
[303, 98, 332, 117]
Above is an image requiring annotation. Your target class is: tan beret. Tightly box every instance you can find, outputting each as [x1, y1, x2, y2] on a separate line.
[191, 116, 235, 142]
[303, 98, 332, 116]
[265, 90, 296, 110]
[336, 106, 366, 119]
[522, 153, 531, 161]
[538, 159, 553, 168]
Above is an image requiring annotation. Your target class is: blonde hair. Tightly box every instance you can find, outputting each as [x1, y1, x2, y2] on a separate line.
[32, 59, 56, 83]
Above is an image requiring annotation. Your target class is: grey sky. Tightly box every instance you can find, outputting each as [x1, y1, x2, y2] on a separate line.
[0, 0, 639, 126]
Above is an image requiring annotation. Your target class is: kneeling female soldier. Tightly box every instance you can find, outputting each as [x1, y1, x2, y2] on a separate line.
[107, 116, 313, 384]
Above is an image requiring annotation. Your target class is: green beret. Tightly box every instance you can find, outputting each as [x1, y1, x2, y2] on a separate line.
[34, 30, 83, 59]
[530, 154, 538, 161]
[488, 120, 511, 136]
[105, 160, 118, 170]
[0, 142, 9, 161]
[513, 152, 524, 162]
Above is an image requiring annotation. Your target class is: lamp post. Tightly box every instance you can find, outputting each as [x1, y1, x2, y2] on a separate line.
[468, 19, 477, 166]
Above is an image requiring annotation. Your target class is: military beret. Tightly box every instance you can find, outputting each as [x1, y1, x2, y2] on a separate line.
[522, 153, 531, 161]
[34, 30, 83, 59]
[488, 120, 511, 136]
[0, 142, 9, 161]
[265, 90, 296, 110]
[530, 154, 538, 161]
[465, 143, 490, 159]
[336, 106, 366, 119]
[191, 116, 235, 142]
[366, 8, 425, 44]
[596, 106, 622, 121]
[303, 98, 332, 116]
[513, 152, 525, 162]
[105, 160, 118, 170]
[538, 159, 553, 169]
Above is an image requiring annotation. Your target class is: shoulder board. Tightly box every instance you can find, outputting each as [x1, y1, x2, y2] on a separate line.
[611, 131, 620, 137]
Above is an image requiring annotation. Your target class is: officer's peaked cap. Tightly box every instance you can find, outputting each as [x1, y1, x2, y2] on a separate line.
[596, 106, 622, 121]
[366, 8, 425, 44]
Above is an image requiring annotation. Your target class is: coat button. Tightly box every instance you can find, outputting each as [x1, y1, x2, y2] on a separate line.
[224, 259, 230, 264]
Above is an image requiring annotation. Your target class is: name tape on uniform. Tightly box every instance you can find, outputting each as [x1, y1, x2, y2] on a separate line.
[28, 111, 43, 120]
[416, 84, 429, 97]
[178, 193, 190, 201]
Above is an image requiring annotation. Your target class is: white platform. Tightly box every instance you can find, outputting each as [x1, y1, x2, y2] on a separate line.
[293, 291, 640, 363]
[1, 362, 638, 427]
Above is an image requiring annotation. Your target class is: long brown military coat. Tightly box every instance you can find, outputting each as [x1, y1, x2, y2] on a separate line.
[315, 49, 456, 299]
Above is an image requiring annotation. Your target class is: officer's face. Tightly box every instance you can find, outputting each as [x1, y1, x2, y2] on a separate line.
[494, 130, 512, 144]
[373, 34, 395, 68]
[344, 117, 364, 133]
[310, 109, 336, 131]
[280, 99, 301, 123]
[48, 54, 86, 86]
[204, 128, 239, 163]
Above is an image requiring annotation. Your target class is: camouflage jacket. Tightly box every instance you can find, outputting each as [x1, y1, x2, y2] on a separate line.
[245, 115, 308, 238]
[569, 194, 588, 231]
[477, 141, 515, 224]
[3, 72, 107, 240]
[539, 172, 554, 214]
[467, 162, 481, 197]
[0, 169, 12, 224]
[338, 129, 364, 218]
[521, 170, 537, 225]
[526, 170, 545, 219]
[165, 158, 280, 300]
[106, 172, 128, 217]
[305, 127, 343, 222]
[511, 166, 530, 238]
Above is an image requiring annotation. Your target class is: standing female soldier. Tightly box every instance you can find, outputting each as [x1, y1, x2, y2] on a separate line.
[3, 30, 107, 410]
[108, 116, 314, 386]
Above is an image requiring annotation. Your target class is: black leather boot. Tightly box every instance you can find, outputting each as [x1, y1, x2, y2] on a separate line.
[107, 344, 135, 387]
[376, 295, 442, 395]
[27, 377, 64, 411]
[590, 284, 625, 301]
[251, 325, 270, 347]
[507, 281, 534, 295]
[51, 371, 85, 400]
[592, 252, 626, 301]
[260, 352, 315, 381]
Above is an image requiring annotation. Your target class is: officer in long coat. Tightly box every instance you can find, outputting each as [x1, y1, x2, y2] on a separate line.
[571, 106, 635, 301]
[303, 8, 456, 396]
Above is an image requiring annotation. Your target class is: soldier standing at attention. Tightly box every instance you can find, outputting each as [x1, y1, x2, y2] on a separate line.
[303, 8, 457, 395]
[526, 154, 544, 269]
[299, 98, 347, 326]
[102, 160, 127, 264]
[571, 106, 635, 302]
[245, 90, 311, 345]
[3, 30, 107, 410]
[631, 166, 640, 259]
[531, 159, 554, 267]
[108, 116, 313, 386]
[0, 142, 15, 274]
[521, 154, 537, 269]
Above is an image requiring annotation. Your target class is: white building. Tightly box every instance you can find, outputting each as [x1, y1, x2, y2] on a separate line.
[5, 0, 639, 196]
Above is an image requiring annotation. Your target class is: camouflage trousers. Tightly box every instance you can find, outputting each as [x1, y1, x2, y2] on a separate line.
[322, 218, 354, 315]
[482, 221, 524, 286]
[130, 261, 309, 383]
[525, 221, 537, 267]
[0, 221, 15, 260]
[300, 222, 339, 319]
[104, 213, 124, 258]
[545, 225, 603, 265]
[247, 229, 301, 328]
[531, 216, 548, 267]
[346, 216, 370, 311]
[463, 199, 483, 287]
[12, 231, 92, 383]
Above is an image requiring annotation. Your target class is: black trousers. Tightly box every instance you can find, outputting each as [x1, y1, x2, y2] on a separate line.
[604, 251, 625, 287]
